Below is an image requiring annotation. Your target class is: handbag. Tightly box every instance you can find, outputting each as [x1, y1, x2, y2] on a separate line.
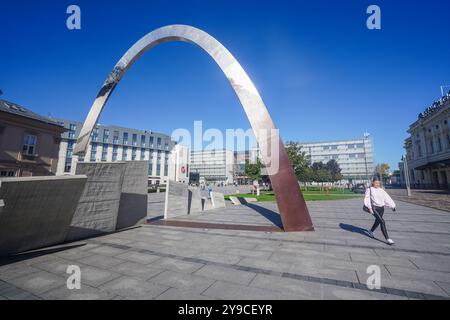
[362, 186, 373, 213]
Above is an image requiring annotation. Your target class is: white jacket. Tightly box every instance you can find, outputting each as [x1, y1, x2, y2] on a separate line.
[364, 187, 396, 209]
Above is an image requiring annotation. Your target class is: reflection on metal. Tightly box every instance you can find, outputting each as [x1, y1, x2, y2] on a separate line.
[74, 24, 314, 231]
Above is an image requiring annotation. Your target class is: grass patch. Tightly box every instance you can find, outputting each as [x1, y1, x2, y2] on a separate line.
[225, 191, 362, 202]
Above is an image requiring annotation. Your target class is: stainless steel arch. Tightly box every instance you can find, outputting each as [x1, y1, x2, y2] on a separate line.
[74, 24, 313, 231]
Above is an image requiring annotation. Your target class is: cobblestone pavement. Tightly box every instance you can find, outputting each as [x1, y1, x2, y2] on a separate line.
[388, 188, 450, 212]
[1, 197, 450, 300]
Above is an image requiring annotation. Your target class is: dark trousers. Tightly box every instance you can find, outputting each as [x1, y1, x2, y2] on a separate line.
[371, 206, 389, 239]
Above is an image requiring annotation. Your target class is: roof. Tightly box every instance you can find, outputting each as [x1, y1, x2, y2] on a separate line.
[0, 99, 63, 127]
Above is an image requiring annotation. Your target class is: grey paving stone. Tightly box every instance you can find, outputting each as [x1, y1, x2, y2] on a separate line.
[115, 250, 161, 265]
[155, 288, 213, 300]
[87, 245, 129, 257]
[99, 276, 169, 300]
[40, 284, 116, 300]
[6, 271, 65, 295]
[196, 252, 242, 265]
[0, 264, 42, 281]
[194, 264, 257, 285]
[225, 248, 273, 259]
[385, 265, 450, 283]
[435, 281, 450, 295]
[202, 280, 294, 300]
[78, 265, 122, 287]
[149, 270, 215, 293]
[78, 255, 125, 269]
[112, 261, 165, 280]
[148, 257, 204, 274]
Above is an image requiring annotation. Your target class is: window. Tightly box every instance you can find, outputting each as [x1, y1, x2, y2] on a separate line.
[112, 145, 118, 161]
[141, 135, 146, 147]
[90, 143, 98, 161]
[132, 147, 137, 160]
[113, 131, 119, 144]
[22, 134, 37, 155]
[103, 129, 110, 143]
[156, 164, 161, 176]
[101, 144, 108, 161]
[0, 171, 16, 177]
[148, 162, 153, 175]
[437, 137, 442, 152]
[123, 132, 129, 145]
[69, 124, 77, 131]
[132, 134, 137, 146]
[122, 146, 128, 160]
[140, 148, 146, 160]
[149, 136, 154, 148]
[157, 137, 161, 149]
[66, 141, 74, 158]
[430, 140, 434, 154]
[165, 142, 169, 151]
[92, 128, 99, 142]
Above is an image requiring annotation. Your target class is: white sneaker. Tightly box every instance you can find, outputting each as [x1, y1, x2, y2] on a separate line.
[387, 239, 395, 245]
[367, 230, 374, 238]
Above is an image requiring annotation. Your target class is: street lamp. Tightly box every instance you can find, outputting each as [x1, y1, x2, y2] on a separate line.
[402, 155, 411, 197]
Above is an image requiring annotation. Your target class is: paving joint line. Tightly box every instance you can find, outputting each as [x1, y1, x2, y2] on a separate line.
[91, 240, 450, 300]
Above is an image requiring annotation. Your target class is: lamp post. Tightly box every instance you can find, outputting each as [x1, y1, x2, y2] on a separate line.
[402, 155, 411, 197]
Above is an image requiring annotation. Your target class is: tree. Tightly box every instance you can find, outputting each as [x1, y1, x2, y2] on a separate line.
[375, 163, 390, 182]
[285, 141, 313, 183]
[326, 159, 343, 182]
[311, 162, 332, 190]
[244, 158, 263, 182]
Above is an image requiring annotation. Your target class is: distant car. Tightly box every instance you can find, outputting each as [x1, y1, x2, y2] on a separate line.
[352, 184, 366, 194]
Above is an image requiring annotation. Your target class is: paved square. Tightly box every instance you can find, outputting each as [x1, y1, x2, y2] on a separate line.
[1, 196, 450, 300]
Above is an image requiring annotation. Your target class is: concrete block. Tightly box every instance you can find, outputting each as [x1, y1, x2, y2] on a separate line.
[211, 191, 226, 209]
[188, 187, 203, 214]
[116, 161, 148, 230]
[0, 175, 86, 256]
[229, 196, 241, 205]
[164, 180, 189, 218]
[66, 162, 126, 241]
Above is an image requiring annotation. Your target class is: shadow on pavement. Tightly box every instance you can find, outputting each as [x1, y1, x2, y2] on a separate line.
[244, 203, 283, 229]
[339, 223, 386, 244]
[0, 243, 86, 267]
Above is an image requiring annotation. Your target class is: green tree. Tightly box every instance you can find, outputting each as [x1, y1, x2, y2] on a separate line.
[375, 163, 390, 183]
[326, 159, 343, 182]
[244, 158, 263, 182]
[285, 141, 313, 183]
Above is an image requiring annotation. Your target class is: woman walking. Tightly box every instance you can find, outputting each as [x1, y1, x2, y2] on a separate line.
[364, 177, 397, 245]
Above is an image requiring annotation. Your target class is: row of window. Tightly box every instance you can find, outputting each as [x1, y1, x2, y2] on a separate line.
[86, 126, 169, 150]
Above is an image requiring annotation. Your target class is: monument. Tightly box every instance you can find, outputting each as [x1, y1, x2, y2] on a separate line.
[74, 24, 314, 231]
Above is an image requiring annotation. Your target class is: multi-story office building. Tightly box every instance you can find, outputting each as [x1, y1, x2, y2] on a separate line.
[55, 119, 188, 185]
[299, 133, 374, 183]
[190, 149, 234, 184]
[0, 99, 66, 177]
[403, 90, 450, 189]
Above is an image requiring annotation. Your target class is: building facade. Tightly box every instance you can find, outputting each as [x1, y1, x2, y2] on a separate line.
[190, 149, 234, 184]
[404, 91, 450, 189]
[0, 99, 66, 177]
[55, 119, 188, 185]
[299, 133, 374, 183]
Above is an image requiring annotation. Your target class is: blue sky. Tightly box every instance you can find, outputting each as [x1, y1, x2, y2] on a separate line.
[1, 0, 449, 170]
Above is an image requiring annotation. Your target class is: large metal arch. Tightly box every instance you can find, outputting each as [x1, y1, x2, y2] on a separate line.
[74, 24, 313, 231]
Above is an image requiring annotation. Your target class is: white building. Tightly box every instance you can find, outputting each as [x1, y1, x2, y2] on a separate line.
[190, 149, 234, 184]
[404, 91, 450, 189]
[299, 133, 374, 183]
[55, 119, 189, 185]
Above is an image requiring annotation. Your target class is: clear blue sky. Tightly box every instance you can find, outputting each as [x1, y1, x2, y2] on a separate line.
[1, 0, 449, 170]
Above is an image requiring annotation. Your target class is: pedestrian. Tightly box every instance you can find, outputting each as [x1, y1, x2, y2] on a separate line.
[363, 177, 397, 245]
